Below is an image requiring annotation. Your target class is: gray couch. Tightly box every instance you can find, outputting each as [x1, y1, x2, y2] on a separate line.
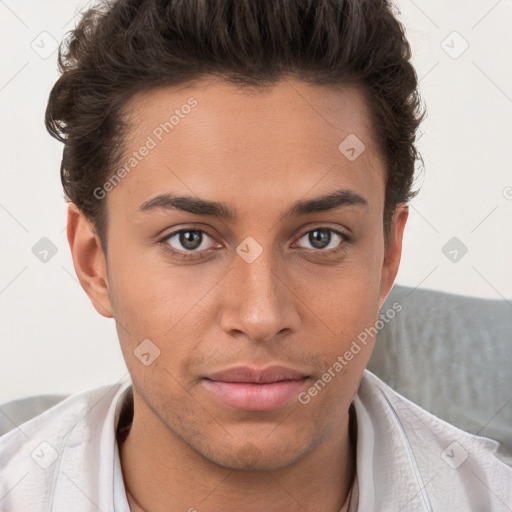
[368, 285, 512, 465]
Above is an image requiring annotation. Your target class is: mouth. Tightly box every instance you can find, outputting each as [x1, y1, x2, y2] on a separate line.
[202, 365, 311, 411]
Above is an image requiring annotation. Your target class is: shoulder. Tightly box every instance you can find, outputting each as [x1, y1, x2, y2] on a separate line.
[0, 379, 130, 511]
[358, 369, 503, 455]
[354, 370, 512, 511]
[0, 380, 127, 450]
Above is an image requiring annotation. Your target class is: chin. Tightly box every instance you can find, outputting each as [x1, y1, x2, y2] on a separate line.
[193, 434, 315, 472]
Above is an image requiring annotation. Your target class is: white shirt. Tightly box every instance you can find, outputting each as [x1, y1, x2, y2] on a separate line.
[1, 370, 510, 511]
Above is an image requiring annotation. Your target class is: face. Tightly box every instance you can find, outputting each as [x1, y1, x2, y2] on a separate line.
[68, 78, 407, 471]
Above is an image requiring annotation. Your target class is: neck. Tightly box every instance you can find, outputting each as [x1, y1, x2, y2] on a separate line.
[119, 397, 356, 512]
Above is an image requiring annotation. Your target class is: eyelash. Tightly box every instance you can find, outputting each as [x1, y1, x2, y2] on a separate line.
[158, 227, 352, 261]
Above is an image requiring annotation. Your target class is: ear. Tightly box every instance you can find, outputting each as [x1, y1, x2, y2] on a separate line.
[66, 203, 113, 318]
[378, 203, 409, 309]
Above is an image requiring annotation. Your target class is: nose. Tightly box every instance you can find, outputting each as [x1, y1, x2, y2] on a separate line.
[219, 243, 301, 344]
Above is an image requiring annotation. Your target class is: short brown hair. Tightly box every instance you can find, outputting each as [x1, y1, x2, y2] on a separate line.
[45, 0, 425, 251]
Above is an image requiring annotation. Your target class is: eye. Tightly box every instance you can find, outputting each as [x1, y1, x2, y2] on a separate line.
[293, 227, 350, 254]
[159, 226, 351, 261]
[160, 228, 219, 259]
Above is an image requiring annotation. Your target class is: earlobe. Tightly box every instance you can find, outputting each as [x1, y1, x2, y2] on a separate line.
[66, 203, 113, 318]
[378, 204, 409, 309]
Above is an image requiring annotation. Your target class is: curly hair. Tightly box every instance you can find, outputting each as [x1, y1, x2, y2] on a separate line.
[45, 0, 425, 251]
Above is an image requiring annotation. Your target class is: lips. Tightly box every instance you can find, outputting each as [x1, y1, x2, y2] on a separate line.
[203, 365, 310, 411]
[206, 365, 308, 384]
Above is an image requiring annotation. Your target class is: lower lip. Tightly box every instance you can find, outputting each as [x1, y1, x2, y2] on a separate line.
[203, 378, 309, 411]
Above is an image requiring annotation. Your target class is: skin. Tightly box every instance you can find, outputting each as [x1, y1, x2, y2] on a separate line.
[67, 78, 408, 512]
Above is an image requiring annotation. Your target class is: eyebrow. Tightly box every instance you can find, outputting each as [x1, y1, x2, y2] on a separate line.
[139, 188, 368, 220]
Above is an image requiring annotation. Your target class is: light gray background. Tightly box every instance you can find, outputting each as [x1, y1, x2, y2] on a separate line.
[1, 0, 511, 402]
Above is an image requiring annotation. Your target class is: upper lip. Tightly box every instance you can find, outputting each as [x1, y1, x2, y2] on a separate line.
[205, 366, 309, 384]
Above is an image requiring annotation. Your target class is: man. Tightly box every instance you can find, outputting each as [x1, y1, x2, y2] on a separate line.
[1, 0, 510, 510]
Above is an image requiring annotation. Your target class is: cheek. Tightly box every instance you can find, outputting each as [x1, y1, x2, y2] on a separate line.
[305, 241, 384, 365]
[107, 242, 198, 333]
[108, 256, 216, 384]
[305, 254, 383, 335]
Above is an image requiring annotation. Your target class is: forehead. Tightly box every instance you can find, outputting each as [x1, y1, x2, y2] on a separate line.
[110, 78, 386, 219]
